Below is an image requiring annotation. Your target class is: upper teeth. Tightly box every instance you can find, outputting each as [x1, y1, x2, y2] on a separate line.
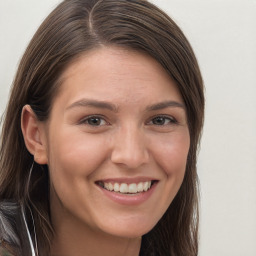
[103, 181, 152, 194]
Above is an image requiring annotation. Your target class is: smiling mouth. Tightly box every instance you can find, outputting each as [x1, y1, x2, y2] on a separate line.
[96, 180, 158, 194]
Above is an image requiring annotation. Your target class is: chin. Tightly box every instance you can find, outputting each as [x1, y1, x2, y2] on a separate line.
[97, 216, 158, 238]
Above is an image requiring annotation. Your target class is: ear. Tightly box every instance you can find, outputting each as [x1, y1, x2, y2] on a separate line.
[21, 105, 48, 165]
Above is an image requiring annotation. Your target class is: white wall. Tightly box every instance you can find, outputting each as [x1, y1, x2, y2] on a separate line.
[1, 1, 256, 255]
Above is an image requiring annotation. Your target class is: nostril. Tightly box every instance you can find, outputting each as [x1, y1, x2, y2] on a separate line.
[110, 128, 149, 168]
[111, 147, 149, 169]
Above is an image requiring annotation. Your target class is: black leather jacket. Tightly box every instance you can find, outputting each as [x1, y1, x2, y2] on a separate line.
[0, 201, 35, 256]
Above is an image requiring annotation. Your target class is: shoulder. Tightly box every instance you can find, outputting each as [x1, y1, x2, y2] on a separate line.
[0, 200, 21, 256]
[0, 200, 21, 241]
[0, 200, 20, 221]
[0, 200, 36, 256]
[0, 242, 16, 256]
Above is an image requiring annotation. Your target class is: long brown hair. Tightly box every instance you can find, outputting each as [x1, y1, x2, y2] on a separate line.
[0, 0, 204, 255]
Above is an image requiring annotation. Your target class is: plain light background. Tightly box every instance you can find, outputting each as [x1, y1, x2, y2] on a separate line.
[0, 1, 256, 255]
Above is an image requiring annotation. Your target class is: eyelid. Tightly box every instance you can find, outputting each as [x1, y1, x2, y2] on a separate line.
[147, 114, 178, 125]
[78, 115, 109, 126]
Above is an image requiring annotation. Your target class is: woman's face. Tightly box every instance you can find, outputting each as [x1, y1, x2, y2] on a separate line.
[41, 47, 190, 238]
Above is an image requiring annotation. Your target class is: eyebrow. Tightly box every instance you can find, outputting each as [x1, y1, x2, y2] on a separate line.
[146, 100, 185, 111]
[66, 99, 185, 112]
[66, 99, 118, 112]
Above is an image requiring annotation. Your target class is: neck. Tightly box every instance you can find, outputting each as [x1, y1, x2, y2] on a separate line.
[50, 206, 141, 256]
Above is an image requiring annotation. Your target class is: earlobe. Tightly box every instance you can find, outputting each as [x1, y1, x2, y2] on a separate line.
[21, 105, 48, 165]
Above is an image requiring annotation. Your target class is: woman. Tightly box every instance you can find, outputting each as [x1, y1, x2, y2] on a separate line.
[0, 0, 204, 255]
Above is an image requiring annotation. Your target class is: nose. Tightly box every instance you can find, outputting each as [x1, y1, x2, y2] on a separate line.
[110, 126, 149, 169]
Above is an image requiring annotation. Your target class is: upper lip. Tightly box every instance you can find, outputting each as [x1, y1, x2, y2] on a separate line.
[96, 177, 159, 184]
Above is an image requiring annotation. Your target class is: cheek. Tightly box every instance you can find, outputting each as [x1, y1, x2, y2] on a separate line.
[47, 131, 110, 220]
[145, 130, 190, 220]
[47, 130, 109, 180]
[151, 130, 190, 176]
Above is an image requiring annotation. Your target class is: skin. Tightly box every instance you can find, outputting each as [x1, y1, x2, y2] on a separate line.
[22, 47, 190, 256]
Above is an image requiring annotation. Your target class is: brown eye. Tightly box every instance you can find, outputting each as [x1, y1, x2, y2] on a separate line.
[87, 117, 102, 126]
[150, 116, 176, 126]
[80, 116, 107, 126]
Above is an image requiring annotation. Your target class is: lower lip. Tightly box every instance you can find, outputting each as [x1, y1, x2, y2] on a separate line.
[97, 182, 158, 206]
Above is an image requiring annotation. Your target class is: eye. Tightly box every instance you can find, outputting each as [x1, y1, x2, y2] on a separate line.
[149, 115, 177, 126]
[79, 116, 108, 126]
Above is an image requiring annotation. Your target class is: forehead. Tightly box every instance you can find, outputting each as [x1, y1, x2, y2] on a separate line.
[54, 46, 183, 106]
[60, 46, 169, 81]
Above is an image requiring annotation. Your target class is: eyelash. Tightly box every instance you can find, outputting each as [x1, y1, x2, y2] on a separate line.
[78, 115, 177, 127]
[147, 115, 178, 126]
[78, 115, 109, 126]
